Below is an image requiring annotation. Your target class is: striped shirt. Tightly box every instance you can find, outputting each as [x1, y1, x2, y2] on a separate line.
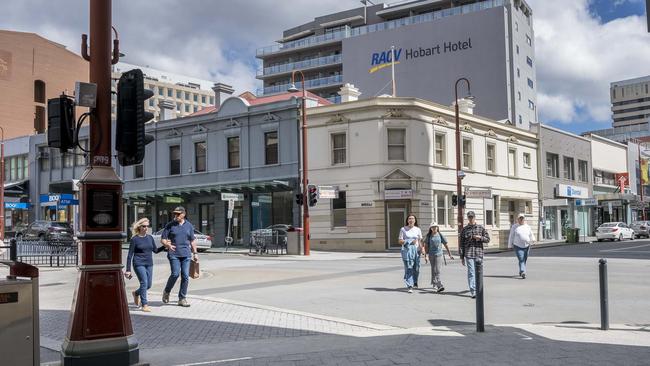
[459, 223, 490, 259]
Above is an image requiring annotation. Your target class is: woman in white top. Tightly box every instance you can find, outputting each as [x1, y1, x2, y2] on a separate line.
[508, 213, 535, 279]
[399, 214, 423, 293]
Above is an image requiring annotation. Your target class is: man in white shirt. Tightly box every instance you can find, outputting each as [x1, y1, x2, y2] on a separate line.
[508, 213, 535, 279]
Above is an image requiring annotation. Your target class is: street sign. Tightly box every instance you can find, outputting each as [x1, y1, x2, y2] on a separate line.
[163, 196, 183, 204]
[228, 199, 235, 210]
[465, 189, 492, 199]
[318, 186, 337, 199]
[221, 193, 244, 201]
[575, 198, 597, 206]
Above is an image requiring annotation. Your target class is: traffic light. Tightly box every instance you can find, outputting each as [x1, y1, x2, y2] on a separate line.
[451, 194, 458, 207]
[47, 95, 75, 152]
[116, 69, 155, 166]
[295, 193, 304, 206]
[459, 194, 466, 208]
[308, 185, 318, 207]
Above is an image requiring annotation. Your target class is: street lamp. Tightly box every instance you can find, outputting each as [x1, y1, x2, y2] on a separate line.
[288, 71, 310, 255]
[0, 126, 4, 243]
[454, 77, 473, 238]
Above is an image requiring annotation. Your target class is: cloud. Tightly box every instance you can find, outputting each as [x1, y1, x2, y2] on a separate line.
[529, 0, 650, 128]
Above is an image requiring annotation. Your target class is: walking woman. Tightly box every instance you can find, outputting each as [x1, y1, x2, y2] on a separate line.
[423, 222, 454, 292]
[399, 214, 423, 293]
[125, 218, 161, 312]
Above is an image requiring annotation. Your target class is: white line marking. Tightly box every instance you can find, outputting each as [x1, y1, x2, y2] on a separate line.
[514, 331, 533, 340]
[174, 357, 253, 366]
[600, 243, 650, 252]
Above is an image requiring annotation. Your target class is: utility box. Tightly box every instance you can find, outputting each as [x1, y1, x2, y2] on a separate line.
[286, 231, 303, 255]
[0, 259, 40, 366]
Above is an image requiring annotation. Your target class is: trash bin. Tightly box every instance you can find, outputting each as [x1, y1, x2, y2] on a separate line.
[0, 240, 40, 366]
[286, 230, 303, 255]
[566, 228, 580, 243]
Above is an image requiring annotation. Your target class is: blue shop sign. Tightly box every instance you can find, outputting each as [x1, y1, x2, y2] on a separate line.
[59, 198, 79, 206]
[40, 194, 74, 203]
[5, 202, 30, 209]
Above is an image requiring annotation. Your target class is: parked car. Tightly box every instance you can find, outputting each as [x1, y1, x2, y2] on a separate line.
[595, 222, 635, 241]
[630, 221, 650, 239]
[15, 221, 74, 242]
[151, 228, 212, 252]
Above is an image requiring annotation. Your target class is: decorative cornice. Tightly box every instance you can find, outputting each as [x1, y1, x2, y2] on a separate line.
[382, 108, 408, 119]
[167, 128, 182, 137]
[461, 124, 474, 133]
[507, 135, 518, 143]
[192, 124, 208, 133]
[486, 129, 497, 138]
[263, 112, 280, 122]
[226, 118, 241, 128]
[326, 113, 350, 124]
[432, 116, 449, 126]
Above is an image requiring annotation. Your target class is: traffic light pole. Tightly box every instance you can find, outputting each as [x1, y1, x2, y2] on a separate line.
[61, 0, 139, 364]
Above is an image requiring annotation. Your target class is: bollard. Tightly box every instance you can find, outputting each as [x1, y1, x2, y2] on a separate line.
[599, 258, 609, 330]
[476, 259, 485, 332]
[9, 238, 17, 262]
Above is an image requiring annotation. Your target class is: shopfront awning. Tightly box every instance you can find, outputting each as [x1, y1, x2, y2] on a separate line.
[594, 193, 637, 202]
[123, 179, 296, 200]
[4, 179, 29, 195]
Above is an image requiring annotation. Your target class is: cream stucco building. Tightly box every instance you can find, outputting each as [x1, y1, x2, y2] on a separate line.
[305, 90, 539, 251]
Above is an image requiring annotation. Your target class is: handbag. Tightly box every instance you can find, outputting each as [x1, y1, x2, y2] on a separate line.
[189, 258, 200, 279]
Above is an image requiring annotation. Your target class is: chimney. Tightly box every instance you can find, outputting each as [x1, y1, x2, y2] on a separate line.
[454, 98, 476, 115]
[212, 82, 234, 107]
[158, 100, 176, 121]
[338, 83, 361, 103]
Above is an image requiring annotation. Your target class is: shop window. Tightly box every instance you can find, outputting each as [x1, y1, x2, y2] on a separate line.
[332, 191, 346, 227]
[331, 133, 346, 165]
[227, 136, 240, 169]
[195, 141, 207, 172]
[265, 131, 278, 165]
[169, 145, 180, 175]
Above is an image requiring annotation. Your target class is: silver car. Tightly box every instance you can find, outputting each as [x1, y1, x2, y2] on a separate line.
[630, 221, 650, 239]
[152, 228, 212, 252]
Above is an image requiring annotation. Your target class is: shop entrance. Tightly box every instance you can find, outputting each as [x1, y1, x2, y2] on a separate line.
[386, 201, 409, 249]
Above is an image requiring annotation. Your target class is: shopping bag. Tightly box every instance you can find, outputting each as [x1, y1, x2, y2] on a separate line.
[189, 258, 200, 279]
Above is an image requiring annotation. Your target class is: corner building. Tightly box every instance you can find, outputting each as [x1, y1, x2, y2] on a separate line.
[257, 0, 537, 129]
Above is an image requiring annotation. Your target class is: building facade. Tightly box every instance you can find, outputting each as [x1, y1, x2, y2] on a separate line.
[536, 124, 593, 240]
[256, 0, 537, 129]
[0, 30, 88, 138]
[305, 94, 539, 251]
[610, 75, 650, 130]
[111, 62, 216, 122]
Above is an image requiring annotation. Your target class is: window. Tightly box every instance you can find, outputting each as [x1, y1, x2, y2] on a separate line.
[170, 145, 180, 175]
[462, 138, 472, 169]
[526, 56, 533, 67]
[176, 90, 182, 99]
[508, 148, 517, 176]
[168, 89, 173, 97]
[518, 91, 521, 101]
[332, 191, 346, 227]
[525, 201, 532, 215]
[563, 156, 575, 180]
[434, 133, 446, 165]
[149, 99, 154, 107]
[209, 96, 214, 105]
[528, 100, 535, 110]
[193, 94, 198, 102]
[134, 164, 144, 178]
[523, 152, 531, 168]
[176, 102, 181, 111]
[195, 142, 207, 172]
[185, 92, 190, 100]
[201, 95, 206, 104]
[227, 136, 240, 168]
[184, 104, 190, 113]
[52, 150, 61, 169]
[485, 196, 496, 226]
[264, 131, 278, 165]
[63, 151, 74, 168]
[75, 140, 87, 166]
[434, 192, 454, 226]
[516, 45, 519, 54]
[546, 153, 559, 178]
[158, 88, 164, 96]
[578, 160, 588, 182]
[22, 155, 28, 179]
[517, 68, 520, 77]
[486, 143, 496, 173]
[34, 80, 46, 103]
[526, 35, 532, 46]
[515, 21, 518, 31]
[39, 147, 49, 171]
[331, 133, 346, 165]
[527, 78, 534, 89]
[518, 115, 523, 124]
[34, 106, 46, 133]
[387, 129, 406, 161]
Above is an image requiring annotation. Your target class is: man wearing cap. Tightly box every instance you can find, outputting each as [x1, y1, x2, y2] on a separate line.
[161, 206, 197, 307]
[459, 210, 490, 298]
[508, 213, 535, 279]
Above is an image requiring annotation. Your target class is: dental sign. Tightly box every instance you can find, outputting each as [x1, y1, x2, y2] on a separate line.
[556, 184, 589, 199]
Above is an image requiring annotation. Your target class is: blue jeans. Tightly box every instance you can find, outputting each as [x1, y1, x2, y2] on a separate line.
[514, 246, 530, 274]
[164, 255, 190, 300]
[402, 257, 420, 288]
[466, 258, 482, 295]
[134, 265, 153, 305]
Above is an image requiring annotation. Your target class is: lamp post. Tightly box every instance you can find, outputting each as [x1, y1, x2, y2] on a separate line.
[0, 126, 4, 243]
[288, 71, 310, 255]
[454, 78, 472, 238]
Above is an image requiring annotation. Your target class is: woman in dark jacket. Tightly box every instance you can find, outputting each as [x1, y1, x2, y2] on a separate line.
[125, 218, 162, 312]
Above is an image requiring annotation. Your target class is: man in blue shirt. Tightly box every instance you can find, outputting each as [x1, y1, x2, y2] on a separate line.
[161, 206, 197, 307]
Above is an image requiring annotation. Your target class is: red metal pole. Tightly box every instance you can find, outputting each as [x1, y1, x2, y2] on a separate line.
[1, 128, 4, 243]
[292, 70, 310, 255]
[455, 78, 470, 243]
[639, 141, 645, 220]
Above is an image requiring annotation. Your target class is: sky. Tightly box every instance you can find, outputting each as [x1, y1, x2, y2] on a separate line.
[1, 0, 648, 135]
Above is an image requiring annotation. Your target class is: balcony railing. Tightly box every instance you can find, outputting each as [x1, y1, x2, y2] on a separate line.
[326, 95, 342, 104]
[256, 0, 505, 57]
[257, 75, 343, 96]
[257, 54, 342, 77]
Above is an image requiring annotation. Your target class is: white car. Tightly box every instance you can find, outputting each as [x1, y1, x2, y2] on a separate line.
[151, 228, 213, 252]
[595, 222, 635, 242]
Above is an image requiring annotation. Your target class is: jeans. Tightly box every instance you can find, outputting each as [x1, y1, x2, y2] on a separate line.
[164, 255, 190, 300]
[402, 257, 420, 288]
[134, 265, 153, 305]
[466, 258, 482, 295]
[514, 245, 530, 274]
[429, 254, 443, 288]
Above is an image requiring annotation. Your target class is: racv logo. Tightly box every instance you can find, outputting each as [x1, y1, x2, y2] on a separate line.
[368, 48, 402, 74]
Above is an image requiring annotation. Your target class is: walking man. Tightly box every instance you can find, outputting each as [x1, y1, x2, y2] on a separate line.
[459, 211, 490, 298]
[161, 206, 198, 307]
[508, 213, 535, 279]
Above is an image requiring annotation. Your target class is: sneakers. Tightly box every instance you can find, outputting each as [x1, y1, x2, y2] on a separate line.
[470, 292, 476, 298]
[407, 287, 413, 294]
[413, 283, 418, 289]
[162, 291, 170, 304]
[178, 298, 191, 307]
[521, 272, 526, 279]
[132, 291, 140, 307]
[437, 286, 445, 293]
[141, 305, 151, 312]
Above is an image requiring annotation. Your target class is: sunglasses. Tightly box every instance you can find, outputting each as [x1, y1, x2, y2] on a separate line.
[141, 225, 149, 228]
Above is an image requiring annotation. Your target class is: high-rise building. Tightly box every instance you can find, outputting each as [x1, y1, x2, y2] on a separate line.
[111, 62, 216, 122]
[256, 0, 537, 129]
